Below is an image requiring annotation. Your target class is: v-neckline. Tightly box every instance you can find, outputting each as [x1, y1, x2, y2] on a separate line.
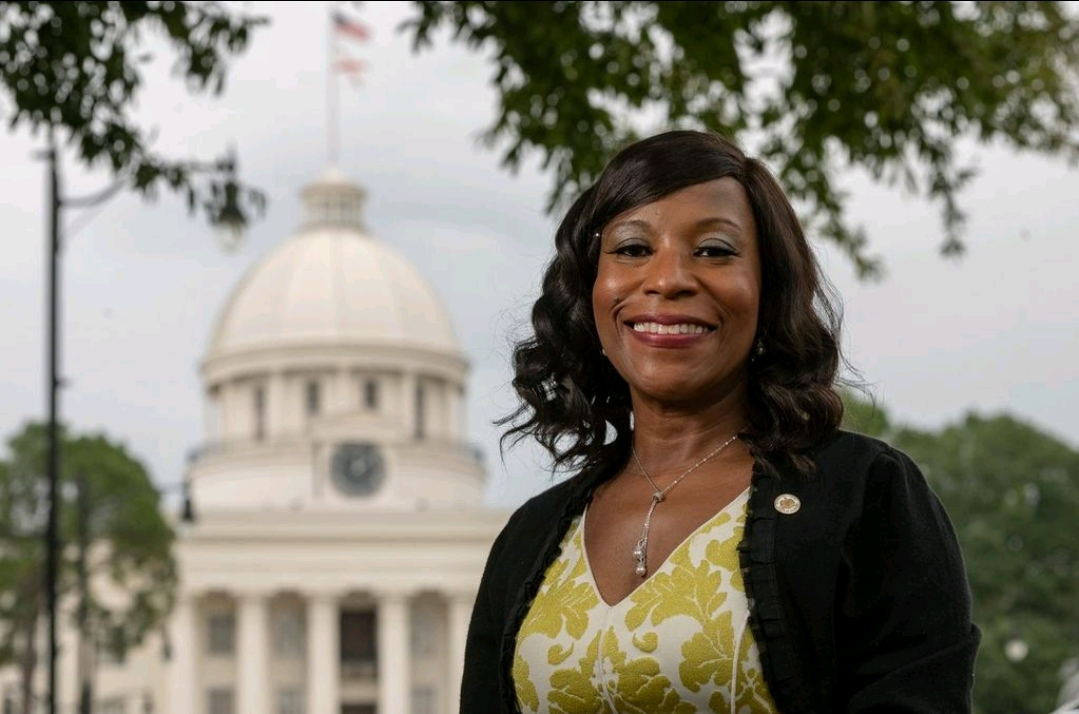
[579, 486, 751, 608]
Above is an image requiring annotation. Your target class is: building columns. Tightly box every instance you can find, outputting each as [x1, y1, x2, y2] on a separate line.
[237, 593, 269, 714]
[166, 595, 196, 714]
[307, 593, 340, 714]
[165, 587, 480, 714]
[377, 592, 410, 714]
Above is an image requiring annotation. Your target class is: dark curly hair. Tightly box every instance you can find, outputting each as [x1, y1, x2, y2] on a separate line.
[499, 130, 846, 479]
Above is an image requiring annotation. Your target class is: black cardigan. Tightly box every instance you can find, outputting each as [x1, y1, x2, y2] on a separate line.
[460, 430, 981, 713]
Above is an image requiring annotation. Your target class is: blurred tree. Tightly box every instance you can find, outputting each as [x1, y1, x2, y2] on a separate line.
[0, 422, 176, 714]
[888, 414, 1079, 714]
[403, 1, 1079, 278]
[0, 1, 269, 225]
[839, 386, 892, 438]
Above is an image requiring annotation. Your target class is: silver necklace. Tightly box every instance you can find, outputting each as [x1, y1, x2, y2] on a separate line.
[630, 432, 740, 578]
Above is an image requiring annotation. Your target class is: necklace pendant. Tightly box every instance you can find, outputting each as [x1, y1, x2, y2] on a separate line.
[628, 431, 742, 582]
[633, 539, 647, 577]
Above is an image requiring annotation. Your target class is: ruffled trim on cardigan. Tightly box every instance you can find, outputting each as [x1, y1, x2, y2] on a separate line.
[497, 464, 615, 712]
[737, 461, 819, 714]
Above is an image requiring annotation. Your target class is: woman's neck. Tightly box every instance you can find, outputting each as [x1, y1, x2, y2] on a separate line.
[628, 387, 749, 475]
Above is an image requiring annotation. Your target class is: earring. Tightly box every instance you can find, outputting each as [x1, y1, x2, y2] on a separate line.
[751, 339, 765, 363]
[601, 348, 608, 357]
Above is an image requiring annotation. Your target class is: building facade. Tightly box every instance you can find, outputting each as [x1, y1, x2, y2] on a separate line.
[6, 168, 509, 714]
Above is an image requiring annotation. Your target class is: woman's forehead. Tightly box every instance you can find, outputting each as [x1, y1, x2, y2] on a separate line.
[602, 178, 755, 234]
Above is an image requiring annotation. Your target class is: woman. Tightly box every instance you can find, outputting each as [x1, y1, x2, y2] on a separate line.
[462, 130, 980, 713]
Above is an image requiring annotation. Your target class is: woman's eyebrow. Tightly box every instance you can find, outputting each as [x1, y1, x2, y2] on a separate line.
[694, 216, 744, 235]
[607, 218, 652, 234]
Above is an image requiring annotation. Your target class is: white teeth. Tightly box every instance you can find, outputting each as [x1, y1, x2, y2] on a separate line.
[631, 322, 708, 335]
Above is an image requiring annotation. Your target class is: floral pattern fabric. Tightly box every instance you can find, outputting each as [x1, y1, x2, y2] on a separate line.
[512, 489, 777, 714]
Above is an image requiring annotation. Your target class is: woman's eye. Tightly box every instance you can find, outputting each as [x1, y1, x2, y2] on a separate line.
[696, 243, 736, 258]
[613, 243, 651, 257]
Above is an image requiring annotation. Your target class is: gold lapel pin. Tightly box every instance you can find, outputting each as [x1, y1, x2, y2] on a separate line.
[774, 493, 801, 515]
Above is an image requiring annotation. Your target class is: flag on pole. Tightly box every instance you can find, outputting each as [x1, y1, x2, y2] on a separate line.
[331, 9, 369, 87]
[335, 57, 366, 87]
[326, 7, 369, 164]
[333, 11, 370, 42]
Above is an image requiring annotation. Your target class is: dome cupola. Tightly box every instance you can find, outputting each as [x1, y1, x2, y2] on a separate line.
[205, 169, 460, 361]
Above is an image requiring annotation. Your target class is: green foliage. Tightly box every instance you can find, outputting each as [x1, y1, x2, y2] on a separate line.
[0, 422, 176, 697]
[0, 1, 269, 226]
[839, 387, 892, 438]
[892, 415, 1079, 714]
[403, 1, 1079, 277]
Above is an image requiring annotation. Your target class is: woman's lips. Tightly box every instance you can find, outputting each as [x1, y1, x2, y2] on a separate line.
[624, 319, 716, 347]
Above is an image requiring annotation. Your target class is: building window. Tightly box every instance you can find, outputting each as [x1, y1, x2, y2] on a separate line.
[305, 379, 320, 417]
[254, 385, 266, 440]
[412, 686, 437, 714]
[273, 608, 304, 659]
[275, 687, 303, 714]
[98, 698, 126, 714]
[414, 383, 425, 439]
[207, 613, 236, 656]
[363, 378, 379, 410]
[340, 610, 376, 672]
[208, 688, 234, 714]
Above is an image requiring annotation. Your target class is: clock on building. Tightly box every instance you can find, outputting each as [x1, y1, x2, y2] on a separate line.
[331, 442, 386, 496]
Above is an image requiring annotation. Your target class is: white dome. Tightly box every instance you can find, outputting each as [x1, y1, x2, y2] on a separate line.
[207, 170, 459, 358]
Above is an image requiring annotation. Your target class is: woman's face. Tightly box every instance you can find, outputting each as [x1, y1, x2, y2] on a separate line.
[592, 178, 761, 410]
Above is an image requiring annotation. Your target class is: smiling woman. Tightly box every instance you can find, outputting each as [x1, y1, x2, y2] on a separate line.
[462, 131, 981, 714]
[592, 179, 761, 417]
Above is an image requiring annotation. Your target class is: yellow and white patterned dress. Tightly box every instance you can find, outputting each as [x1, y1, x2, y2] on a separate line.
[512, 488, 777, 714]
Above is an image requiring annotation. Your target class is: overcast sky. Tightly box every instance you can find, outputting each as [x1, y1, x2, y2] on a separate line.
[1, 1, 1076, 510]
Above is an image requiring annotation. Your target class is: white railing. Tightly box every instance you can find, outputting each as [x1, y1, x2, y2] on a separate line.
[340, 659, 378, 679]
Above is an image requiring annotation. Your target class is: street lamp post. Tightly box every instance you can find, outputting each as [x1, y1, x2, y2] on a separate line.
[40, 133, 245, 714]
[43, 128, 62, 714]
[75, 472, 89, 714]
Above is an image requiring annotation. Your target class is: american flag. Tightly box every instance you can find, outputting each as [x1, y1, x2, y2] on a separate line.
[332, 11, 370, 42]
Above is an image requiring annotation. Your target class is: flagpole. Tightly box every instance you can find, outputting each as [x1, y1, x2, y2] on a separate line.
[327, 3, 339, 168]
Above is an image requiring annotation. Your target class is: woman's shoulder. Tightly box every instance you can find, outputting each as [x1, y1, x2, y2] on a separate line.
[810, 428, 918, 476]
[797, 429, 936, 505]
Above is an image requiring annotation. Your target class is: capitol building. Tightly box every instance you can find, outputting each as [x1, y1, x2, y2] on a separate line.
[11, 169, 510, 714]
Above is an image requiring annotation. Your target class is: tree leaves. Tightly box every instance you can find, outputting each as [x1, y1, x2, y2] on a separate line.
[403, 1, 1079, 278]
[0, 1, 269, 229]
[0, 421, 177, 706]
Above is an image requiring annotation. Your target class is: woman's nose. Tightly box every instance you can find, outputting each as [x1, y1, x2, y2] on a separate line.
[642, 246, 696, 297]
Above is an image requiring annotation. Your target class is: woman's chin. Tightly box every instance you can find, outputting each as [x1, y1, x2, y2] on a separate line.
[626, 372, 749, 414]
[630, 383, 719, 411]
